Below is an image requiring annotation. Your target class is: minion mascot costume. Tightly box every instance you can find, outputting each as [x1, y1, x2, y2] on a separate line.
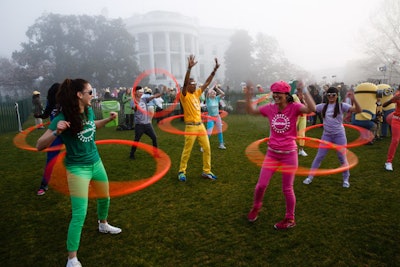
[290, 80, 308, 156]
[378, 84, 395, 138]
[352, 82, 378, 144]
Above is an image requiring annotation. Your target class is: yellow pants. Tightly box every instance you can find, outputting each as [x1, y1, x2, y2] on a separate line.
[297, 115, 307, 147]
[179, 124, 211, 174]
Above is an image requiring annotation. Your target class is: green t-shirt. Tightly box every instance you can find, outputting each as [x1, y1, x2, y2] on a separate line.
[50, 107, 100, 166]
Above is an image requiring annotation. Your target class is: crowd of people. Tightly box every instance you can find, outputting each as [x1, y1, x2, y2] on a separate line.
[30, 55, 399, 266]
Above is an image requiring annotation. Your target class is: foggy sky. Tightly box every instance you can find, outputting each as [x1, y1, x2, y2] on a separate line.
[0, 0, 382, 74]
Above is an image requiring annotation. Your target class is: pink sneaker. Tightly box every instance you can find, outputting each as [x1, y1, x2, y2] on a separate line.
[37, 189, 46, 196]
[274, 218, 296, 230]
[247, 207, 261, 222]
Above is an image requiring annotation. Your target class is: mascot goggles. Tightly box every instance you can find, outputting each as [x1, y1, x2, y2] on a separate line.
[376, 88, 394, 97]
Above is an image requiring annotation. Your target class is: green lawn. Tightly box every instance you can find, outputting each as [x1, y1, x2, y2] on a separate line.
[1, 114, 399, 266]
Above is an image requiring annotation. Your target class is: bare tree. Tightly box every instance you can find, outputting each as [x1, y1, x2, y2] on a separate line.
[360, 0, 400, 84]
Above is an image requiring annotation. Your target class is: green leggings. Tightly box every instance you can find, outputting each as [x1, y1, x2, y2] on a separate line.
[66, 160, 110, 252]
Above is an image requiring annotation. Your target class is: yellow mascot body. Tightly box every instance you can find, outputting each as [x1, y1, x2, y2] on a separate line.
[352, 83, 378, 142]
[378, 84, 395, 138]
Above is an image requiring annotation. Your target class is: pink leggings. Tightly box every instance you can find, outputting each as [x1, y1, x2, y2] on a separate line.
[251, 150, 297, 220]
[387, 117, 400, 163]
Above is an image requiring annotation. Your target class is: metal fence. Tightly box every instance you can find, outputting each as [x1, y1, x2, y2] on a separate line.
[0, 98, 31, 134]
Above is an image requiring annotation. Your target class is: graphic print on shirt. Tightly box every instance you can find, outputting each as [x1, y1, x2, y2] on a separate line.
[271, 113, 290, 134]
[77, 120, 96, 142]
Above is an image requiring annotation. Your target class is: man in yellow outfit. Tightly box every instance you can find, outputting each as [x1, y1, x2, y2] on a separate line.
[178, 55, 220, 182]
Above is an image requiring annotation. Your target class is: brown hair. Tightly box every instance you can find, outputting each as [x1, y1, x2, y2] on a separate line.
[57, 78, 89, 135]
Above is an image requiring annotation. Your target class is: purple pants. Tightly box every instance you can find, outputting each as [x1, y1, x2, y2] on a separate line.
[308, 131, 349, 182]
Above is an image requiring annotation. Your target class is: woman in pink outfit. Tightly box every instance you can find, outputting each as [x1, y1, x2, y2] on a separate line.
[245, 81, 315, 230]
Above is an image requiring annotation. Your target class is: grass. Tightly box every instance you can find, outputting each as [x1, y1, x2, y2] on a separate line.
[1, 114, 399, 266]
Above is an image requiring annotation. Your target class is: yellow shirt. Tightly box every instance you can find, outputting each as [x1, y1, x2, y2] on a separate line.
[180, 88, 202, 123]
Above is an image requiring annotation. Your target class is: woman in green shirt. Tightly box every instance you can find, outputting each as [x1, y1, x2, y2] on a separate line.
[37, 78, 121, 267]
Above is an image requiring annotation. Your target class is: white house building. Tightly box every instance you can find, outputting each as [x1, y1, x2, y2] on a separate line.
[125, 11, 234, 88]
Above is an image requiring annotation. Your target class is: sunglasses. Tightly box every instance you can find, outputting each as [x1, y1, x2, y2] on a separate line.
[327, 93, 337, 97]
[83, 90, 93, 95]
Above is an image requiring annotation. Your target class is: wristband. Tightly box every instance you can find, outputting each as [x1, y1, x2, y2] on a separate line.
[52, 130, 60, 137]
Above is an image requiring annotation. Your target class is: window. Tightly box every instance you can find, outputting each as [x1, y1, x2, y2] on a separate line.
[138, 33, 149, 53]
[153, 32, 166, 52]
[170, 32, 180, 52]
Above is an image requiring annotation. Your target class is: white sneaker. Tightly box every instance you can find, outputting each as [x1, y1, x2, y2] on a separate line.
[218, 143, 226, 149]
[66, 257, 82, 267]
[298, 149, 308, 157]
[98, 221, 122, 234]
[343, 181, 350, 188]
[303, 177, 313, 184]
[385, 162, 393, 171]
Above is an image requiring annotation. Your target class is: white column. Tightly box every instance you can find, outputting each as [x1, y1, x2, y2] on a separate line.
[191, 35, 197, 77]
[180, 33, 186, 84]
[148, 33, 155, 83]
[165, 32, 171, 74]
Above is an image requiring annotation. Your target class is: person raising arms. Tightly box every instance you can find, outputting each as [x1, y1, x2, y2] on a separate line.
[246, 80, 316, 230]
[177, 55, 220, 182]
[205, 85, 226, 150]
[303, 86, 361, 187]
